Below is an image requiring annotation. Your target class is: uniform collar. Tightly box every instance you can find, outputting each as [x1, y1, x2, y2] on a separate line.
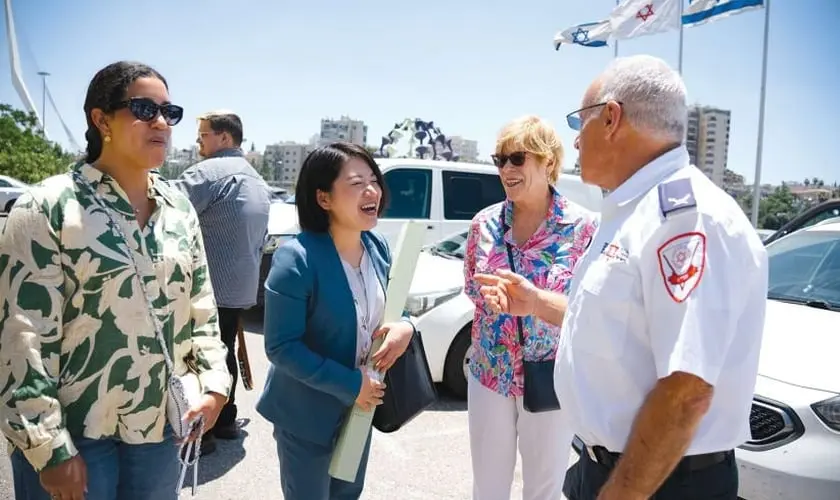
[75, 162, 177, 213]
[502, 186, 571, 244]
[601, 145, 689, 217]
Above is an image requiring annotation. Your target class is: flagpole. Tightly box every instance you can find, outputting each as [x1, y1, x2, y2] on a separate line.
[750, 0, 771, 227]
[677, 0, 685, 72]
[614, 0, 620, 58]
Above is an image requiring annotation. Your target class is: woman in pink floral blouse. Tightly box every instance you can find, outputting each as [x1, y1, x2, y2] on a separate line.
[463, 115, 598, 499]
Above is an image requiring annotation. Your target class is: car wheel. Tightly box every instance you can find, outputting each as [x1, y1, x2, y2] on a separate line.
[443, 324, 471, 400]
[4, 199, 16, 213]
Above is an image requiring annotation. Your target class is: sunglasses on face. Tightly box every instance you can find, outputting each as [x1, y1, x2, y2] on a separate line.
[565, 101, 623, 131]
[114, 97, 184, 126]
[491, 151, 527, 168]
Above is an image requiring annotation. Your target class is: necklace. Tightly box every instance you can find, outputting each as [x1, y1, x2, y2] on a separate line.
[357, 266, 369, 334]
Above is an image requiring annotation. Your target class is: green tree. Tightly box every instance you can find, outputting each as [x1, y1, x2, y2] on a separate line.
[0, 103, 75, 184]
[740, 184, 798, 230]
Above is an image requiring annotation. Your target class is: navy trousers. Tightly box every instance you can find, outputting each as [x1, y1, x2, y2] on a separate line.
[274, 426, 372, 500]
[564, 446, 739, 500]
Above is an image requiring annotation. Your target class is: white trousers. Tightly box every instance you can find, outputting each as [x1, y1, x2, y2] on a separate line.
[468, 375, 574, 500]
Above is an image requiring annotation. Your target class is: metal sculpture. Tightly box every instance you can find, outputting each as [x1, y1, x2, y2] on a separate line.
[377, 118, 459, 161]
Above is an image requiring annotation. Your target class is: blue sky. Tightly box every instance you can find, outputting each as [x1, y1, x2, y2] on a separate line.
[1, 0, 836, 186]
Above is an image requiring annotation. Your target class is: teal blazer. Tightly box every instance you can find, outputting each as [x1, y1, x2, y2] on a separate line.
[256, 230, 411, 446]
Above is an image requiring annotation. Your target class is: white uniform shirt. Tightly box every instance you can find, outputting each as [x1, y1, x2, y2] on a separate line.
[554, 146, 768, 455]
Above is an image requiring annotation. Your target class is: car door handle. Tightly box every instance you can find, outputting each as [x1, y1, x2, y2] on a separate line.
[426, 224, 434, 230]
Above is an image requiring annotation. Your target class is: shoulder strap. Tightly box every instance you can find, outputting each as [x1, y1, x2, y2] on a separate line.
[499, 208, 526, 348]
[658, 177, 697, 218]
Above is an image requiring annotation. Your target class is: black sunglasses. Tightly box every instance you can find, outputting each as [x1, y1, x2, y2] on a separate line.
[491, 151, 527, 168]
[114, 97, 184, 126]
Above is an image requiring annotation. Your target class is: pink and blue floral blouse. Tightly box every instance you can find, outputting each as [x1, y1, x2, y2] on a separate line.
[464, 188, 598, 397]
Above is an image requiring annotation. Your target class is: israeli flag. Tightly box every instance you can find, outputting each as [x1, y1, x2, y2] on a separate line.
[554, 20, 612, 50]
[683, 0, 765, 28]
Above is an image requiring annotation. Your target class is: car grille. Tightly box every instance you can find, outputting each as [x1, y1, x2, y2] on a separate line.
[750, 403, 787, 440]
[742, 398, 802, 451]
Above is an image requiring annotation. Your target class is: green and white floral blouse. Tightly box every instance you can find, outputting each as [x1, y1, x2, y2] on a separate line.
[0, 163, 231, 472]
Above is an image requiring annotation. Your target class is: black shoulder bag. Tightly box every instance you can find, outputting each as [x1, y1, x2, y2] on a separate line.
[372, 326, 438, 433]
[501, 211, 561, 413]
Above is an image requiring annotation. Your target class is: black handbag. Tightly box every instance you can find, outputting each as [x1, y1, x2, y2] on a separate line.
[501, 212, 561, 413]
[372, 328, 438, 433]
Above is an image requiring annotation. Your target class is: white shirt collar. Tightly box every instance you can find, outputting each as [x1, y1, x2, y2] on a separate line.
[602, 146, 690, 217]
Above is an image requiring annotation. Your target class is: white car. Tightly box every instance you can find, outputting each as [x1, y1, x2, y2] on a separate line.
[0, 175, 28, 213]
[736, 221, 840, 499]
[406, 230, 475, 398]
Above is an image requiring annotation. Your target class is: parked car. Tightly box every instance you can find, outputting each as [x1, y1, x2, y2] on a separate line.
[761, 199, 840, 246]
[756, 228, 775, 242]
[735, 220, 840, 499]
[256, 158, 603, 305]
[0, 175, 28, 213]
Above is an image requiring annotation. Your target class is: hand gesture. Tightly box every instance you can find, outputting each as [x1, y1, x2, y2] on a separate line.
[355, 369, 385, 412]
[370, 321, 414, 372]
[40, 454, 87, 500]
[182, 392, 228, 442]
[474, 269, 538, 316]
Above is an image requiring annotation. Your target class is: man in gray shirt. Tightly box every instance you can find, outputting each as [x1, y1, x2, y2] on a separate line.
[172, 110, 270, 451]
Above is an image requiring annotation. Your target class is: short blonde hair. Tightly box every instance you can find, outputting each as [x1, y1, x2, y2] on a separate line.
[495, 115, 564, 184]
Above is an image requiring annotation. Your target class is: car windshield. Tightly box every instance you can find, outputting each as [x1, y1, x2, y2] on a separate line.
[766, 227, 840, 310]
[429, 231, 468, 260]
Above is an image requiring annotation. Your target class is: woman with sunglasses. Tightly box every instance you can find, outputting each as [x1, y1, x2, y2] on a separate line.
[0, 61, 231, 500]
[463, 115, 598, 499]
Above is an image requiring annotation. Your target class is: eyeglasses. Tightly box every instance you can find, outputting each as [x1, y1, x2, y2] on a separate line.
[114, 97, 184, 126]
[491, 151, 527, 168]
[565, 101, 623, 131]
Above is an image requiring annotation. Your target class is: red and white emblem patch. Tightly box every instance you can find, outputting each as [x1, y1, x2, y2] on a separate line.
[656, 231, 706, 303]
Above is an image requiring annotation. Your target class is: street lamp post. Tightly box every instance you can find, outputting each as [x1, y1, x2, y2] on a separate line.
[37, 71, 50, 132]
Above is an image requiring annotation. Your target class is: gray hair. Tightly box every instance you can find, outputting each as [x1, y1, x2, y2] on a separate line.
[595, 55, 687, 143]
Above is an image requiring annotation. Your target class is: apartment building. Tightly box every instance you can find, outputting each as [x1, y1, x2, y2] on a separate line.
[319, 116, 367, 146]
[686, 105, 731, 187]
[264, 142, 314, 190]
[448, 136, 479, 162]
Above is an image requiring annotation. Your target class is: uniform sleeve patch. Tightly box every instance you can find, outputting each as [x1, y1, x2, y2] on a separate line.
[656, 231, 706, 303]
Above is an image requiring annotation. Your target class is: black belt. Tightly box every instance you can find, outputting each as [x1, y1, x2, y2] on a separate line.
[585, 445, 732, 472]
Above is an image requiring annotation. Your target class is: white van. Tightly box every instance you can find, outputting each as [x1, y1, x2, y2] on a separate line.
[258, 158, 602, 304]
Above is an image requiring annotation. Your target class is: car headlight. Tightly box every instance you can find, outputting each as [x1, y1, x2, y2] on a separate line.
[405, 287, 462, 317]
[263, 234, 293, 254]
[812, 395, 840, 431]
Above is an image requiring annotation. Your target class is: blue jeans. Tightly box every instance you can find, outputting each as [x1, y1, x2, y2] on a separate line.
[11, 427, 180, 500]
[274, 426, 372, 500]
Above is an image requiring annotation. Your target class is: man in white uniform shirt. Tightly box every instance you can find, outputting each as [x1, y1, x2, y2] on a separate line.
[474, 55, 768, 499]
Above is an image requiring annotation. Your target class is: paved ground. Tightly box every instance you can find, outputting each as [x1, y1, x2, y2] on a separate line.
[0, 309, 578, 499]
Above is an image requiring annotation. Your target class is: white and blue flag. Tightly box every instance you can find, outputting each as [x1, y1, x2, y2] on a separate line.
[683, 0, 765, 28]
[554, 20, 612, 50]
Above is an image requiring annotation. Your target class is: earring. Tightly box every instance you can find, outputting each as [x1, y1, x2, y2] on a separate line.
[104, 136, 111, 143]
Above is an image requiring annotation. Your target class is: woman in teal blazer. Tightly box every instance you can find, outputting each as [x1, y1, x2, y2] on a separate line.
[256, 142, 416, 499]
